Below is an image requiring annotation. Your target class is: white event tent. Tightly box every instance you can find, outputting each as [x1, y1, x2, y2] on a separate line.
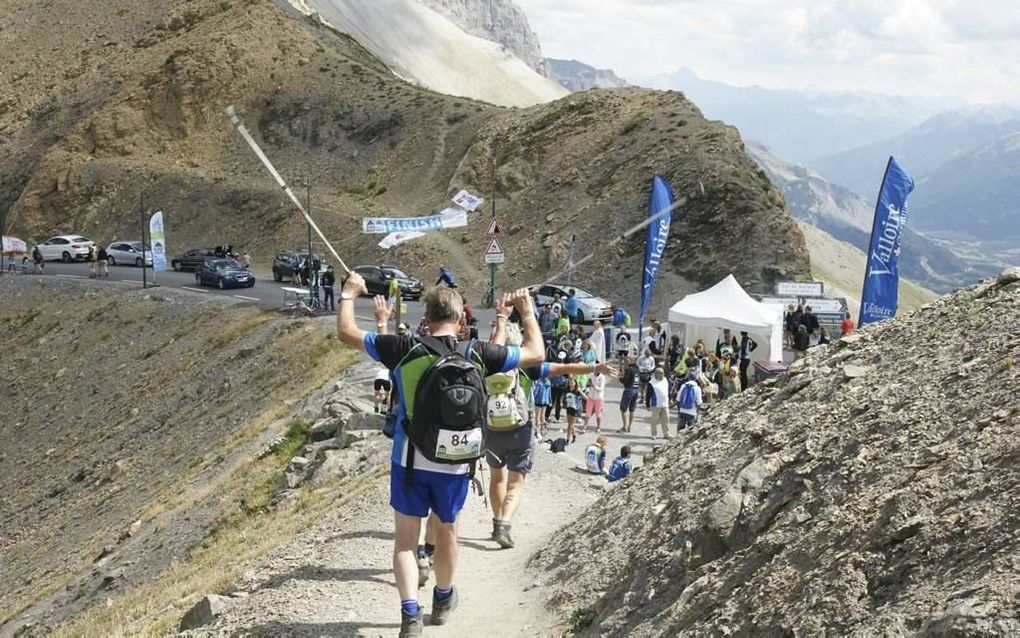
[667, 275, 784, 363]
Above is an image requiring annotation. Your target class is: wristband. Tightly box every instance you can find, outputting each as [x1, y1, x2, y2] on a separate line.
[495, 314, 508, 321]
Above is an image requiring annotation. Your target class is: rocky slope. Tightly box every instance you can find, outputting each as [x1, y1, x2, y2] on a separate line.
[0, 276, 364, 634]
[1, 0, 810, 314]
[533, 269, 1020, 635]
[418, 0, 551, 77]
[548, 58, 629, 92]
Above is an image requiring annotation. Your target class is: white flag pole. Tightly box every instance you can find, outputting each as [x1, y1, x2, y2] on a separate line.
[224, 106, 351, 275]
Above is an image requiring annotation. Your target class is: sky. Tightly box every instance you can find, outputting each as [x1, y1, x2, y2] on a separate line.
[515, 0, 1020, 104]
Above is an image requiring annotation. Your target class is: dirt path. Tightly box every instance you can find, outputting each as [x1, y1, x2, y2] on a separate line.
[183, 448, 602, 637]
[182, 365, 672, 637]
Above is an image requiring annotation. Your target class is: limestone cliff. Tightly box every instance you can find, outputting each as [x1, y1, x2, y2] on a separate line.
[548, 58, 629, 92]
[417, 0, 551, 77]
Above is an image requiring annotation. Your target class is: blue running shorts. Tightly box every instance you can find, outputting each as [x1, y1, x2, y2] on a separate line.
[390, 463, 469, 524]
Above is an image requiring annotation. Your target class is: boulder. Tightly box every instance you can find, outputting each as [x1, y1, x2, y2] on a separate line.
[346, 412, 384, 432]
[179, 594, 231, 631]
[309, 417, 341, 441]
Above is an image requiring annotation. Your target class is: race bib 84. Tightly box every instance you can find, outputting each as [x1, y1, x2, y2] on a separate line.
[435, 428, 483, 461]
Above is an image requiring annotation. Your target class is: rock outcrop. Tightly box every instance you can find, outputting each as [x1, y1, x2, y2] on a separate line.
[532, 269, 1020, 635]
[418, 0, 551, 77]
[548, 58, 629, 92]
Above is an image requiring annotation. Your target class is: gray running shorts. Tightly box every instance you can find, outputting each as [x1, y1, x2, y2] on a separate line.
[484, 423, 536, 475]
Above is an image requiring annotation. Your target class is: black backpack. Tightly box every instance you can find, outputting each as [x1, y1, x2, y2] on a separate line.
[405, 336, 488, 469]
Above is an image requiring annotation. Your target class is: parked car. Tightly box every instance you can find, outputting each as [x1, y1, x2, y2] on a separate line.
[352, 264, 424, 299]
[272, 250, 326, 282]
[105, 241, 152, 267]
[195, 259, 255, 289]
[171, 248, 217, 271]
[33, 235, 95, 262]
[532, 283, 612, 324]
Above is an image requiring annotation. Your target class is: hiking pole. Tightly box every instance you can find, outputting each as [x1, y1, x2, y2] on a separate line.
[224, 105, 351, 275]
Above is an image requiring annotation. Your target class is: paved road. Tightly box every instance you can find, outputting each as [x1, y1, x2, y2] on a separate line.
[16, 262, 497, 331]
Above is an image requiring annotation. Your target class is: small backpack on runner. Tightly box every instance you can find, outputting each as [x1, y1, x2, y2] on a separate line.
[405, 336, 488, 471]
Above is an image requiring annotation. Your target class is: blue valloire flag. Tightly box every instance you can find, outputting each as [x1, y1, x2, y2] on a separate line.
[640, 175, 675, 333]
[859, 157, 915, 327]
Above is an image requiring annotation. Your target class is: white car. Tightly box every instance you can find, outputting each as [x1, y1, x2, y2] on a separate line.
[532, 283, 613, 324]
[105, 241, 152, 267]
[34, 235, 95, 262]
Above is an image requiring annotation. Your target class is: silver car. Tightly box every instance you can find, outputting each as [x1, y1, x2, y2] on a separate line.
[532, 284, 613, 324]
[105, 241, 152, 267]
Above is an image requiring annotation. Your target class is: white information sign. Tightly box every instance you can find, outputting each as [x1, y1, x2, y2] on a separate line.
[776, 281, 825, 297]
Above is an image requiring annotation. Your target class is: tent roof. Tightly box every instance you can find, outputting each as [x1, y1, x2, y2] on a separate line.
[667, 274, 781, 333]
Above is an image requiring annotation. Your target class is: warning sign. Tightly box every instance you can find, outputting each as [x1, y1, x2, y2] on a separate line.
[485, 218, 504, 237]
[484, 237, 504, 264]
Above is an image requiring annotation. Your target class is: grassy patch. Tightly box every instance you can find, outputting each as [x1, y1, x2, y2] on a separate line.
[55, 465, 387, 637]
[1001, 357, 1014, 371]
[206, 313, 274, 350]
[565, 606, 596, 634]
[621, 110, 649, 135]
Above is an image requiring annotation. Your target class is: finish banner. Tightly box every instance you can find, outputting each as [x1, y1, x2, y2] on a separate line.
[859, 156, 915, 327]
[149, 211, 168, 272]
[362, 208, 467, 234]
[639, 175, 675, 329]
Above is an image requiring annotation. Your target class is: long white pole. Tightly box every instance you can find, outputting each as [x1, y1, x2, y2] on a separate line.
[224, 106, 351, 275]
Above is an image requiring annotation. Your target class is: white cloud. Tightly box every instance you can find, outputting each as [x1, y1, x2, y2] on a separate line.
[516, 0, 1020, 103]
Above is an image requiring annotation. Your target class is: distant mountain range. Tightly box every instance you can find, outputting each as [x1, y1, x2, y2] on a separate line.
[641, 68, 955, 164]
[748, 142, 1002, 293]
[812, 109, 1020, 201]
[547, 58, 628, 92]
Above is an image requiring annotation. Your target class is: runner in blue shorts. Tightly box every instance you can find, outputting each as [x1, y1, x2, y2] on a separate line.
[338, 277, 544, 637]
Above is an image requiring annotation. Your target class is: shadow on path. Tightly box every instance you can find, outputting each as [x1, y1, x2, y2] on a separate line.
[243, 620, 400, 637]
[257, 566, 392, 590]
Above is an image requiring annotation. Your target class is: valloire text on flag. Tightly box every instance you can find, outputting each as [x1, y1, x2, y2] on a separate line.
[859, 157, 914, 327]
[640, 175, 675, 329]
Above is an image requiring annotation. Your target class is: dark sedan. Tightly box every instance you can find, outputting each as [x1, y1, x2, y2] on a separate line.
[353, 264, 424, 300]
[195, 259, 255, 289]
[171, 248, 217, 271]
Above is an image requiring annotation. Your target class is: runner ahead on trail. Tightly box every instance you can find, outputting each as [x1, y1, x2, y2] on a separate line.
[486, 319, 617, 549]
[338, 274, 544, 638]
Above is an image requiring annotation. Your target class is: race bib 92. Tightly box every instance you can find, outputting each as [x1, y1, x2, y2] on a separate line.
[488, 396, 519, 429]
[435, 428, 483, 461]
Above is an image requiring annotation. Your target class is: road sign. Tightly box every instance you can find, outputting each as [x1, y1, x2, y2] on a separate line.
[485, 218, 504, 237]
[484, 237, 505, 264]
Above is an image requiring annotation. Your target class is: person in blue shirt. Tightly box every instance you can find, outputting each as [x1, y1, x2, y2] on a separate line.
[435, 265, 457, 288]
[611, 305, 630, 328]
[565, 289, 580, 324]
[607, 446, 633, 482]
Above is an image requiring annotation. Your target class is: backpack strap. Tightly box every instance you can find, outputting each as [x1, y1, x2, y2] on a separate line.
[418, 335, 454, 358]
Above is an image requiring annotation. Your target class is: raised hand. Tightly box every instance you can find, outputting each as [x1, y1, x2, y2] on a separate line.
[372, 295, 392, 324]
